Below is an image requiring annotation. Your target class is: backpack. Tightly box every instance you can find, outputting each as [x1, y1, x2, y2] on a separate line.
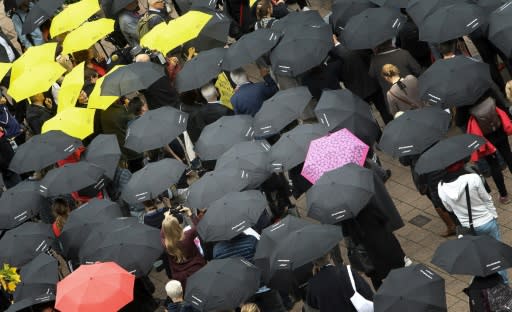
[470, 96, 501, 135]
[465, 274, 512, 312]
[137, 13, 165, 39]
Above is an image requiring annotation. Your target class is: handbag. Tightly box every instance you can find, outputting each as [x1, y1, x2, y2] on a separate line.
[485, 283, 512, 311]
[346, 237, 375, 274]
[346, 265, 374, 312]
[456, 184, 477, 236]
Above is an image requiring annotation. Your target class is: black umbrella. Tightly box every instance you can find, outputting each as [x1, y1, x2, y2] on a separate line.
[175, 47, 225, 93]
[215, 140, 272, 188]
[12, 253, 58, 305]
[84, 134, 121, 180]
[9, 130, 82, 174]
[374, 264, 447, 312]
[195, 115, 254, 160]
[100, 0, 134, 17]
[60, 198, 123, 259]
[418, 3, 486, 43]
[314, 89, 380, 145]
[38, 162, 105, 197]
[186, 168, 251, 210]
[270, 123, 327, 172]
[406, 0, 465, 26]
[0, 222, 53, 267]
[100, 62, 166, 96]
[186, 12, 231, 51]
[79, 218, 162, 277]
[418, 56, 493, 108]
[221, 29, 282, 71]
[474, 0, 508, 12]
[124, 106, 188, 153]
[270, 23, 333, 77]
[371, 0, 409, 8]
[0, 180, 45, 230]
[121, 158, 187, 204]
[253, 86, 312, 137]
[415, 134, 486, 174]
[197, 190, 267, 242]
[342, 7, 406, 49]
[488, 2, 512, 58]
[271, 10, 326, 32]
[432, 235, 512, 276]
[307, 163, 375, 224]
[174, 0, 217, 14]
[330, 0, 377, 33]
[22, 0, 64, 35]
[185, 258, 261, 312]
[378, 107, 451, 158]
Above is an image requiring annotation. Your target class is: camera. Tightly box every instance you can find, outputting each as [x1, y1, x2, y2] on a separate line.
[130, 45, 167, 65]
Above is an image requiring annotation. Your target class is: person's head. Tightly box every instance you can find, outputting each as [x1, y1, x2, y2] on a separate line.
[73, 50, 92, 65]
[230, 68, 249, 87]
[134, 53, 151, 63]
[312, 253, 332, 273]
[148, 0, 165, 10]
[241, 303, 261, 312]
[18, 0, 30, 11]
[124, 0, 139, 11]
[29, 93, 45, 104]
[128, 96, 148, 116]
[256, 0, 273, 20]
[165, 280, 184, 302]
[84, 68, 99, 84]
[381, 63, 401, 83]
[52, 198, 70, 232]
[200, 83, 219, 102]
[506, 80, 512, 103]
[439, 39, 457, 58]
[374, 39, 393, 54]
[162, 211, 186, 262]
[77, 90, 89, 105]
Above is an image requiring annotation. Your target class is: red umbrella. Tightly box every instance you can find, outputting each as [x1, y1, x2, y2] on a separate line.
[55, 262, 135, 312]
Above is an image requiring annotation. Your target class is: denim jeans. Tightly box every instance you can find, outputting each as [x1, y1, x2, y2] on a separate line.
[475, 218, 509, 284]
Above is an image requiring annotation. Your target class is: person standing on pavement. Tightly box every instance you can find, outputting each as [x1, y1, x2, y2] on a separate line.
[230, 67, 278, 117]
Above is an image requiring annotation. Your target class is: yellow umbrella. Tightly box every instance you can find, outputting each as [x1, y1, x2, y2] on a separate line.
[62, 18, 115, 55]
[0, 63, 12, 82]
[8, 62, 66, 102]
[250, 0, 257, 6]
[141, 10, 212, 54]
[50, 0, 101, 37]
[10, 42, 57, 83]
[87, 65, 123, 110]
[58, 62, 85, 113]
[42, 107, 95, 140]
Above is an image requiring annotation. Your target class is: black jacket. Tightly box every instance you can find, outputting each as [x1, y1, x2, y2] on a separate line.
[26, 104, 53, 135]
[186, 101, 233, 143]
[0, 30, 19, 63]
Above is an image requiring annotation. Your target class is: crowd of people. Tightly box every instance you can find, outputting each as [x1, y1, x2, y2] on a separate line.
[1, 0, 512, 311]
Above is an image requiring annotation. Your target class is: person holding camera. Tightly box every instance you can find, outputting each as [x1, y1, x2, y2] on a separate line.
[25, 93, 54, 135]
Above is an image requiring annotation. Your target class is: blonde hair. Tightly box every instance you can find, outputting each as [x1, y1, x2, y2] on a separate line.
[506, 80, 512, 103]
[241, 303, 260, 312]
[381, 63, 400, 78]
[165, 280, 183, 300]
[162, 215, 186, 263]
[52, 198, 70, 232]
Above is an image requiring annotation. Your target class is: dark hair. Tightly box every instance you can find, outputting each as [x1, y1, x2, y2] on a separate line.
[52, 198, 70, 232]
[128, 97, 145, 116]
[84, 68, 98, 82]
[375, 40, 393, 54]
[256, 0, 272, 20]
[439, 39, 457, 56]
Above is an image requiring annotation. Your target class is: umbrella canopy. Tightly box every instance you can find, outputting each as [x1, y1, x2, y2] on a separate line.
[378, 107, 451, 158]
[60, 198, 123, 259]
[55, 262, 134, 312]
[185, 258, 261, 312]
[58, 62, 85, 113]
[9, 130, 82, 174]
[124, 106, 188, 153]
[121, 158, 187, 204]
[406, 0, 466, 26]
[186, 11, 231, 51]
[307, 163, 375, 224]
[10, 42, 57, 83]
[432, 235, 512, 276]
[221, 29, 282, 71]
[62, 18, 115, 55]
[8, 62, 66, 102]
[42, 107, 96, 140]
[270, 124, 327, 172]
[253, 87, 312, 137]
[301, 128, 369, 184]
[371, 0, 409, 7]
[12, 253, 58, 306]
[0, 180, 45, 230]
[488, 2, 512, 58]
[84, 134, 121, 180]
[38, 162, 105, 197]
[0, 222, 53, 267]
[314, 89, 381, 145]
[342, 7, 406, 49]
[175, 47, 225, 93]
[418, 3, 486, 43]
[186, 168, 251, 210]
[215, 140, 272, 188]
[197, 190, 267, 242]
[271, 10, 326, 31]
[21, 0, 64, 35]
[50, 0, 101, 37]
[87, 65, 123, 110]
[374, 264, 447, 312]
[195, 115, 254, 160]
[100, 62, 166, 96]
[330, 0, 377, 33]
[270, 23, 333, 77]
[79, 219, 162, 277]
[101, 0, 135, 17]
[474, 0, 508, 12]
[414, 134, 486, 174]
[418, 56, 492, 108]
